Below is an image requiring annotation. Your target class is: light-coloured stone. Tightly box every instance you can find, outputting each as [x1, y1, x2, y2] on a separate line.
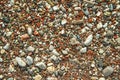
[102, 66, 114, 76]
[33, 74, 42, 80]
[97, 22, 103, 29]
[3, 43, 10, 50]
[15, 57, 26, 67]
[70, 37, 79, 45]
[9, 65, 15, 72]
[99, 77, 105, 80]
[26, 56, 33, 65]
[84, 34, 93, 46]
[80, 47, 87, 53]
[35, 62, 46, 70]
[47, 66, 55, 74]
[0, 49, 5, 54]
[27, 46, 35, 52]
[61, 19, 67, 25]
[52, 49, 59, 56]
[27, 27, 32, 35]
[6, 31, 12, 37]
[62, 50, 68, 55]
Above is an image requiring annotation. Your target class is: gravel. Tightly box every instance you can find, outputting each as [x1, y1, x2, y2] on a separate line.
[26, 56, 33, 65]
[27, 46, 35, 52]
[84, 34, 93, 46]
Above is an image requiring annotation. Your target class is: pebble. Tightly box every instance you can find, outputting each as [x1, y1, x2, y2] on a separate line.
[7, 78, 14, 80]
[0, 75, 3, 79]
[84, 34, 93, 46]
[26, 56, 33, 65]
[6, 31, 12, 37]
[15, 57, 26, 67]
[27, 46, 35, 52]
[97, 22, 103, 29]
[82, 8, 89, 16]
[70, 37, 79, 45]
[53, 5, 59, 11]
[27, 27, 33, 35]
[106, 30, 114, 37]
[99, 49, 104, 54]
[102, 66, 114, 76]
[8, 65, 15, 72]
[35, 62, 46, 70]
[0, 49, 5, 54]
[49, 45, 54, 51]
[3, 43, 10, 50]
[46, 77, 57, 80]
[80, 47, 87, 53]
[116, 37, 120, 45]
[0, 57, 3, 62]
[47, 66, 55, 74]
[50, 55, 59, 63]
[61, 19, 67, 25]
[62, 50, 68, 55]
[33, 74, 42, 80]
[99, 77, 105, 80]
[52, 49, 60, 56]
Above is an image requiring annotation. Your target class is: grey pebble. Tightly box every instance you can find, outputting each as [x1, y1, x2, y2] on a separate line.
[50, 55, 60, 64]
[15, 57, 26, 67]
[84, 34, 93, 46]
[35, 62, 46, 70]
[102, 66, 114, 76]
[27, 46, 35, 52]
[7, 78, 14, 80]
[3, 43, 10, 50]
[26, 56, 33, 65]
[0, 57, 3, 62]
[106, 30, 114, 37]
[80, 47, 87, 53]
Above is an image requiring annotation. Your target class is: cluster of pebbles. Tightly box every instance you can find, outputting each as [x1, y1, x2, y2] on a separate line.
[0, 0, 120, 80]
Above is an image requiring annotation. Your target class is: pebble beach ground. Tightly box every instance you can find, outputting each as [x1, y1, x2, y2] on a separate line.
[0, 0, 120, 80]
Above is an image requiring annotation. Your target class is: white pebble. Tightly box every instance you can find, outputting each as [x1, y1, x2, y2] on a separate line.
[15, 57, 26, 67]
[84, 34, 93, 46]
[61, 19, 67, 25]
[102, 66, 114, 76]
[26, 56, 33, 65]
[27, 46, 35, 52]
[3, 43, 10, 50]
[62, 50, 68, 55]
[99, 77, 105, 80]
[52, 49, 59, 56]
[53, 5, 59, 11]
[35, 62, 46, 70]
[80, 47, 87, 53]
[97, 22, 103, 29]
[27, 27, 32, 35]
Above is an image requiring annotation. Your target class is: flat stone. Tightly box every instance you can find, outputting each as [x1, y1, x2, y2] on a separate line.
[80, 47, 87, 53]
[6, 32, 12, 37]
[15, 57, 26, 67]
[99, 77, 105, 80]
[102, 66, 114, 76]
[33, 74, 42, 80]
[84, 34, 93, 46]
[35, 62, 46, 70]
[47, 66, 55, 74]
[3, 43, 10, 50]
[27, 27, 32, 35]
[26, 56, 33, 65]
[27, 46, 35, 52]
[0, 57, 3, 62]
[62, 50, 68, 55]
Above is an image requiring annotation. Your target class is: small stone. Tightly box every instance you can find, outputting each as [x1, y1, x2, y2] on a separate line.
[46, 77, 57, 80]
[70, 37, 79, 45]
[99, 49, 104, 54]
[15, 57, 26, 67]
[109, 4, 114, 11]
[99, 77, 105, 80]
[0, 49, 5, 54]
[2, 17, 10, 23]
[27, 27, 33, 35]
[52, 49, 59, 56]
[97, 22, 103, 29]
[102, 66, 114, 76]
[33, 74, 42, 80]
[84, 34, 93, 46]
[35, 62, 46, 70]
[61, 19, 67, 25]
[62, 50, 68, 55]
[0, 75, 4, 79]
[10, 0, 14, 5]
[6, 31, 12, 37]
[49, 45, 54, 51]
[53, 5, 59, 11]
[3, 43, 10, 50]
[27, 46, 35, 52]
[106, 30, 114, 37]
[91, 77, 98, 80]
[82, 8, 89, 16]
[116, 37, 120, 45]
[26, 56, 33, 65]
[47, 66, 55, 74]
[80, 47, 87, 53]
[7, 78, 14, 80]
[0, 57, 3, 62]
[21, 34, 29, 40]
[50, 55, 59, 64]
[8, 65, 15, 72]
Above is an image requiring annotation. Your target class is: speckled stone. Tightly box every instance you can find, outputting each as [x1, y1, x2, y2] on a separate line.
[102, 66, 114, 76]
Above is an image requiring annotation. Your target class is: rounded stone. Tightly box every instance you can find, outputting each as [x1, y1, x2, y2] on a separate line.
[102, 66, 114, 76]
[35, 62, 46, 70]
[15, 57, 26, 67]
[26, 56, 33, 65]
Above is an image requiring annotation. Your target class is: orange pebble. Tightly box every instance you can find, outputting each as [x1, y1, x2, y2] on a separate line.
[21, 34, 29, 40]
[34, 31, 39, 36]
